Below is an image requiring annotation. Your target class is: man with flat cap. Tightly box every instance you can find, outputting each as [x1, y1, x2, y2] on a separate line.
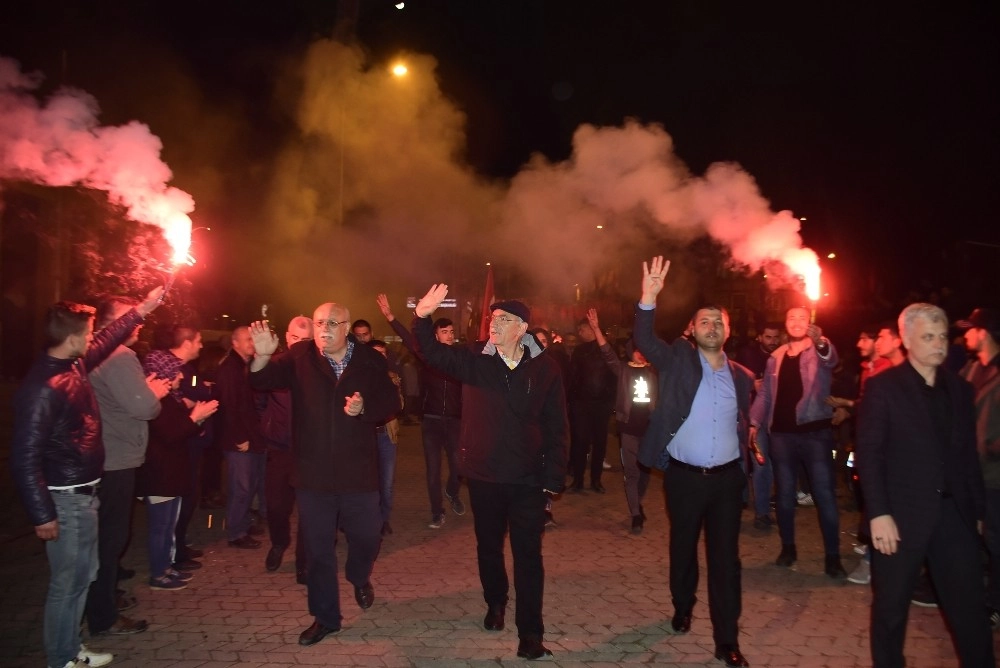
[413, 284, 568, 661]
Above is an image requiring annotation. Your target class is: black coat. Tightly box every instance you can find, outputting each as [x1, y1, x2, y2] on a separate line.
[857, 362, 985, 547]
[249, 339, 401, 494]
[215, 349, 267, 453]
[136, 395, 201, 497]
[413, 317, 569, 492]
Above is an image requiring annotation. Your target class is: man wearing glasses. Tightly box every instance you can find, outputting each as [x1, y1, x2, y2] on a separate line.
[248, 303, 401, 646]
[412, 285, 569, 661]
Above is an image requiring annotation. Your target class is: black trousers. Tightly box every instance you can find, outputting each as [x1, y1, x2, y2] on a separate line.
[174, 442, 202, 555]
[85, 468, 135, 634]
[265, 448, 305, 570]
[421, 416, 462, 517]
[569, 399, 613, 485]
[663, 462, 744, 647]
[870, 497, 994, 668]
[468, 479, 547, 639]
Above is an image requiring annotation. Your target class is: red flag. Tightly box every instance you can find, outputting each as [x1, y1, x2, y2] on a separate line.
[478, 265, 495, 341]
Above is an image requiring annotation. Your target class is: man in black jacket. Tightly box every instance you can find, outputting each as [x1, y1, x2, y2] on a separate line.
[10, 287, 162, 668]
[633, 257, 753, 668]
[567, 316, 617, 492]
[413, 284, 568, 661]
[858, 303, 993, 667]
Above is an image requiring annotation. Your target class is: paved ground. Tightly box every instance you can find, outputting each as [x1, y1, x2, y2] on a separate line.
[1, 414, 995, 667]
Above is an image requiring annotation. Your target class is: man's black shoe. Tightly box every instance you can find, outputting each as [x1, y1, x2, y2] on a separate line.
[296, 569, 308, 585]
[824, 554, 847, 579]
[484, 603, 506, 631]
[775, 544, 797, 568]
[265, 546, 286, 572]
[670, 613, 691, 634]
[516, 636, 553, 660]
[228, 535, 261, 549]
[355, 582, 375, 609]
[177, 547, 204, 560]
[715, 644, 750, 667]
[590, 483, 606, 494]
[630, 515, 644, 535]
[297, 620, 341, 646]
[172, 559, 202, 571]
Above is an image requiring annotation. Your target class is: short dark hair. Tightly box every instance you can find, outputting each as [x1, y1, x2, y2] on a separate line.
[94, 296, 137, 329]
[762, 322, 782, 333]
[530, 327, 550, 338]
[433, 318, 453, 331]
[45, 301, 96, 348]
[690, 304, 729, 322]
[368, 339, 387, 350]
[170, 325, 200, 348]
[352, 319, 372, 331]
[858, 324, 879, 339]
[878, 320, 900, 338]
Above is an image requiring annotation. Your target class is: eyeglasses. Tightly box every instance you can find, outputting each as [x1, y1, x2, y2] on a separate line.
[490, 314, 520, 325]
[315, 319, 348, 330]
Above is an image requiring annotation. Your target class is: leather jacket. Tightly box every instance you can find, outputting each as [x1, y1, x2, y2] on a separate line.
[10, 309, 144, 526]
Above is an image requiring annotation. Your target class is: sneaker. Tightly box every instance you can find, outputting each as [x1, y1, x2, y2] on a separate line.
[77, 644, 113, 667]
[149, 574, 188, 591]
[428, 514, 446, 529]
[847, 559, 871, 585]
[911, 590, 939, 607]
[796, 492, 815, 506]
[92, 615, 148, 635]
[446, 493, 466, 515]
[602, 459, 612, 470]
[166, 568, 194, 582]
[853, 543, 868, 556]
[544, 511, 557, 529]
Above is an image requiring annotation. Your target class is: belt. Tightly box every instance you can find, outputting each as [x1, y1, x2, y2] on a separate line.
[50, 484, 100, 496]
[668, 456, 741, 475]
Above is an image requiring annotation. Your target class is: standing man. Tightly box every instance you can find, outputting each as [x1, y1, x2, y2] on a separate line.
[10, 288, 163, 668]
[567, 316, 617, 493]
[249, 303, 400, 646]
[412, 285, 568, 661]
[377, 294, 465, 530]
[351, 319, 373, 344]
[216, 326, 267, 549]
[957, 307, 1000, 628]
[634, 257, 753, 668]
[858, 303, 993, 667]
[750, 306, 845, 577]
[85, 296, 170, 638]
[261, 316, 313, 577]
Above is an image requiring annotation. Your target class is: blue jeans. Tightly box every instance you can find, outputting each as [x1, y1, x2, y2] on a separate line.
[225, 451, 265, 541]
[751, 430, 773, 517]
[770, 430, 840, 554]
[377, 429, 396, 524]
[421, 416, 461, 517]
[45, 489, 99, 668]
[146, 497, 181, 577]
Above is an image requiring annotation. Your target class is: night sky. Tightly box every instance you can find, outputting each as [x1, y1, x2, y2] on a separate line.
[2, 1, 998, 329]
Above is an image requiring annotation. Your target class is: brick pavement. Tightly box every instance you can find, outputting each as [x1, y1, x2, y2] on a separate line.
[1, 420, 995, 667]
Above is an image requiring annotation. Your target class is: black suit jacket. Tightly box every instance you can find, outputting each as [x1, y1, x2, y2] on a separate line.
[857, 361, 985, 548]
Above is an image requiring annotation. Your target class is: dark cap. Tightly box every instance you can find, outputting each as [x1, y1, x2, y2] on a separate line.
[489, 300, 530, 324]
[956, 308, 1000, 337]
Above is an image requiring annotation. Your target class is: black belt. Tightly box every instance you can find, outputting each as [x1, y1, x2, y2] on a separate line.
[50, 484, 100, 496]
[668, 456, 741, 475]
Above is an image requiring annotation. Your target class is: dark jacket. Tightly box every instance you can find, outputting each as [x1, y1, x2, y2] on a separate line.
[10, 309, 144, 526]
[857, 362, 985, 547]
[568, 339, 616, 403]
[413, 317, 569, 492]
[632, 304, 755, 471]
[259, 351, 293, 451]
[600, 342, 657, 425]
[215, 348, 267, 453]
[389, 318, 462, 418]
[249, 339, 401, 493]
[135, 395, 201, 497]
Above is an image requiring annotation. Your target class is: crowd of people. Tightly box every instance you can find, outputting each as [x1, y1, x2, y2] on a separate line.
[9, 258, 1000, 668]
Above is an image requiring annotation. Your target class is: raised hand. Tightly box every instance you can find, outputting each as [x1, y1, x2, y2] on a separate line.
[248, 320, 279, 356]
[415, 284, 449, 318]
[376, 294, 395, 321]
[640, 256, 671, 305]
[586, 308, 600, 332]
[138, 285, 166, 317]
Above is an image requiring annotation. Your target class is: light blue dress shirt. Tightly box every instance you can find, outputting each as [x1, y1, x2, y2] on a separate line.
[667, 350, 740, 467]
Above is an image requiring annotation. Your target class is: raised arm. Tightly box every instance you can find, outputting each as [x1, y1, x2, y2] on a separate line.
[633, 256, 676, 372]
[378, 294, 419, 352]
[248, 320, 280, 372]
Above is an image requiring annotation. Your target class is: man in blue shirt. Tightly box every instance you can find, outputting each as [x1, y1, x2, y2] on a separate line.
[633, 256, 754, 668]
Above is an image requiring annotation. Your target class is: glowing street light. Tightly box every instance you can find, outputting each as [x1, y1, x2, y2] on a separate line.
[391, 63, 408, 77]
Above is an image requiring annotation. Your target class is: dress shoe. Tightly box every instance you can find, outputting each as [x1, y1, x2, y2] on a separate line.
[630, 515, 644, 535]
[484, 603, 506, 631]
[775, 544, 797, 568]
[172, 559, 202, 571]
[93, 614, 148, 636]
[715, 644, 750, 667]
[265, 546, 286, 571]
[297, 619, 341, 646]
[825, 554, 847, 579]
[590, 483, 606, 494]
[567, 479, 585, 493]
[296, 568, 308, 585]
[177, 547, 204, 560]
[228, 535, 261, 549]
[354, 582, 375, 609]
[670, 612, 691, 634]
[516, 636, 553, 660]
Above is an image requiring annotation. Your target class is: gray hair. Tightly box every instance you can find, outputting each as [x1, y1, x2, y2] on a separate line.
[898, 303, 948, 343]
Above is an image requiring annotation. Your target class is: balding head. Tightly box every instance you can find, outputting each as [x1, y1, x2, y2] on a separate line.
[313, 302, 351, 357]
[286, 315, 314, 348]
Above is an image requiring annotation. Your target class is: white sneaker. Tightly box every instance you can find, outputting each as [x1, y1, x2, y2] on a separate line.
[796, 492, 815, 506]
[77, 644, 113, 667]
[846, 559, 870, 585]
[602, 460, 612, 470]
